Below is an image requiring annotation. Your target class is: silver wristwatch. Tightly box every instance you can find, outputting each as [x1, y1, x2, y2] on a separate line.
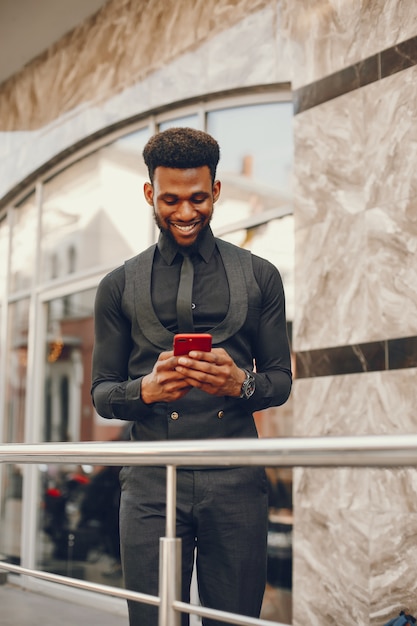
[239, 369, 255, 399]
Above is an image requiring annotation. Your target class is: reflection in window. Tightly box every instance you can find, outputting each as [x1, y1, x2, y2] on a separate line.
[0, 219, 7, 398]
[208, 102, 293, 190]
[37, 288, 127, 584]
[1, 463, 23, 566]
[0, 217, 8, 299]
[40, 127, 153, 283]
[37, 457, 124, 583]
[45, 290, 94, 442]
[159, 114, 199, 131]
[208, 102, 293, 233]
[10, 193, 37, 292]
[0, 299, 30, 565]
[5, 300, 29, 444]
[220, 215, 294, 323]
[68, 245, 76, 274]
[50, 253, 59, 280]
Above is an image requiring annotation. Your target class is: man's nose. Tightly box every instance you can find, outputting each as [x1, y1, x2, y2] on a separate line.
[177, 201, 196, 219]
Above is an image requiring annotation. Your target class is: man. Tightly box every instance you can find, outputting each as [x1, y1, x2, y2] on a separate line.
[91, 127, 292, 626]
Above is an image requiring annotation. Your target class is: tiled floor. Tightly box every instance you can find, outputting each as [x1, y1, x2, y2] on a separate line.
[0, 583, 128, 626]
[0, 580, 291, 625]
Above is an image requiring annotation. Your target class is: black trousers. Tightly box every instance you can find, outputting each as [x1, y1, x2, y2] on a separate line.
[119, 465, 268, 626]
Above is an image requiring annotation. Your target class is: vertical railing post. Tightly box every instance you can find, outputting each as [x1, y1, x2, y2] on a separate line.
[158, 465, 181, 626]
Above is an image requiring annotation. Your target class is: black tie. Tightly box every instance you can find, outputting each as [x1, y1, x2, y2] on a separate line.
[176, 252, 194, 332]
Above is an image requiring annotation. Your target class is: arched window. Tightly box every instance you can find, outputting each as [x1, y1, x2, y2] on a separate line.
[0, 89, 294, 590]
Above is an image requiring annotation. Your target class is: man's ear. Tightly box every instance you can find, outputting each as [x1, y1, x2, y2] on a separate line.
[143, 182, 154, 206]
[213, 180, 221, 203]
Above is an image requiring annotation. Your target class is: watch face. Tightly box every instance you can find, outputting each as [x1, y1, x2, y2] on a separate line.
[241, 372, 255, 398]
[245, 378, 255, 398]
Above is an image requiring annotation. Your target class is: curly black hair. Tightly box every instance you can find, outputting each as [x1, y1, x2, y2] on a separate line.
[143, 127, 220, 183]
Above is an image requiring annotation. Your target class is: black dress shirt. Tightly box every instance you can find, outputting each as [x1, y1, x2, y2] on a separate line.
[152, 227, 229, 332]
[91, 227, 292, 431]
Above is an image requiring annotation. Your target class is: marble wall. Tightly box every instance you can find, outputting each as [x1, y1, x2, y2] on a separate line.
[0, 0, 272, 131]
[290, 1, 417, 624]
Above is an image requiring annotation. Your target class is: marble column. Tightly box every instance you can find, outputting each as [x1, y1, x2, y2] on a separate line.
[286, 0, 417, 623]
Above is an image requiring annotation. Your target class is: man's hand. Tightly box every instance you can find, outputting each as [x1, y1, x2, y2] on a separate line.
[174, 348, 247, 397]
[141, 351, 192, 404]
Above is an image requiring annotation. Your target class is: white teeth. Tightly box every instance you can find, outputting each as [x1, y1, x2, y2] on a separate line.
[174, 224, 195, 231]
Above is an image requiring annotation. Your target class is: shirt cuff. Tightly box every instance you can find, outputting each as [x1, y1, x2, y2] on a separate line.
[110, 378, 154, 420]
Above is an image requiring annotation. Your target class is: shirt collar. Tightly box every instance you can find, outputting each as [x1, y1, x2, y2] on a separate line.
[157, 226, 216, 265]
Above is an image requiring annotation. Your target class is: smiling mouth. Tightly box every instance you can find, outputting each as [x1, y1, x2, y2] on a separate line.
[172, 222, 199, 232]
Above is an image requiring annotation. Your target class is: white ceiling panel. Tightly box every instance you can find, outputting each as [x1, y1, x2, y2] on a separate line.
[0, 0, 109, 85]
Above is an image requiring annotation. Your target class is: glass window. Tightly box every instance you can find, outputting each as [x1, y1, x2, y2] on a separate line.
[43, 288, 105, 443]
[208, 102, 293, 232]
[40, 127, 153, 283]
[4, 300, 29, 443]
[0, 217, 8, 300]
[0, 217, 7, 387]
[9, 193, 37, 293]
[36, 287, 125, 584]
[220, 215, 294, 323]
[208, 102, 293, 190]
[0, 299, 30, 564]
[159, 114, 199, 131]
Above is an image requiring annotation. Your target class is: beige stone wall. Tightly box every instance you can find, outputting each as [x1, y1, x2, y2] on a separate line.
[289, 1, 417, 624]
[282, 0, 417, 89]
[0, 0, 271, 130]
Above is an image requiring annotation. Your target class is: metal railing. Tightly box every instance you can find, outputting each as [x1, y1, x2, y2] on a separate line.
[1, 434, 417, 626]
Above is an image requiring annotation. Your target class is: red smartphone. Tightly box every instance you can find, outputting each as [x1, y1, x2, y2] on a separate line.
[173, 333, 212, 356]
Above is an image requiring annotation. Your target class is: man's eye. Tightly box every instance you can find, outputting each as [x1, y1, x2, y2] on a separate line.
[191, 195, 206, 204]
[164, 197, 178, 205]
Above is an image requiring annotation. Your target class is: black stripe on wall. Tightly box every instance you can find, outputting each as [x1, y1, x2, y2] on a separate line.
[293, 34, 417, 115]
[295, 335, 417, 379]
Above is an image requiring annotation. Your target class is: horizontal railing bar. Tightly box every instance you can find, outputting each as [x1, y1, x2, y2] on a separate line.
[174, 599, 289, 626]
[0, 562, 159, 606]
[1, 435, 417, 467]
[0, 561, 290, 626]
[6, 435, 412, 626]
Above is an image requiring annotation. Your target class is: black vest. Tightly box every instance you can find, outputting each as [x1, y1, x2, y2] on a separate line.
[123, 238, 262, 441]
